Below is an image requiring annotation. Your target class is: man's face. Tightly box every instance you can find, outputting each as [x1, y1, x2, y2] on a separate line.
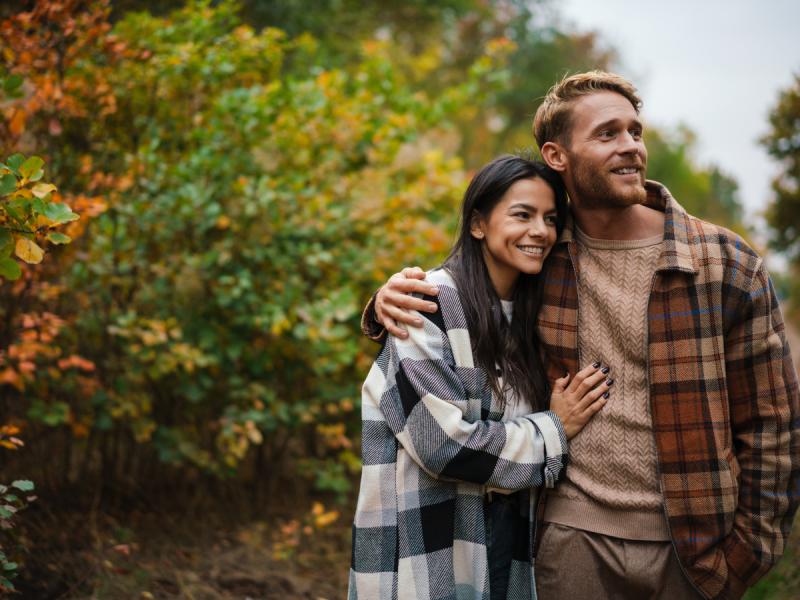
[561, 91, 647, 209]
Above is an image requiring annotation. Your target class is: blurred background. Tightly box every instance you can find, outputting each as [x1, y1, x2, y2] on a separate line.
[0, 1, 797, 597]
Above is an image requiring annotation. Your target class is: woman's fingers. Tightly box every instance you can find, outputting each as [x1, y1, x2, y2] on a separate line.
[552, 373, 570, 392]
[577, 369, 608, 395]
[566, 362, 606, 394]
[583, 393, 609, 417]
[577, 379, 611, 412]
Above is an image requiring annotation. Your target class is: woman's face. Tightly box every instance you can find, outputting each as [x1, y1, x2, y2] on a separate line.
[471, 177, 558, 298]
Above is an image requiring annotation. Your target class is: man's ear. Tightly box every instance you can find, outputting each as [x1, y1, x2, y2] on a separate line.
[469, 211, 485, 240]
[541, 141, 567, 172]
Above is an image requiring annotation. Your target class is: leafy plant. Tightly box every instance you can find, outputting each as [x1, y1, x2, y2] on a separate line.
[0, 427, 35, 593]
[0, 154, 78, 281]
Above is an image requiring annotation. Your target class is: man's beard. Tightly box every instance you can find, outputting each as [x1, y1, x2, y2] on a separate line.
[567, 152, 647, 209]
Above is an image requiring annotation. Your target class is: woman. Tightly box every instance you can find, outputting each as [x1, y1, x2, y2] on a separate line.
[348, 155, 612, 600]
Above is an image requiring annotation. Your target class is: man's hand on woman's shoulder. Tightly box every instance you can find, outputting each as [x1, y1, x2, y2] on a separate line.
[375, 266, 440, 339]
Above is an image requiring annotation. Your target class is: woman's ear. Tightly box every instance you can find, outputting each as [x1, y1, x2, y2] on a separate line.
[541, 141, 567, 172]
[469, 211, 485, 240]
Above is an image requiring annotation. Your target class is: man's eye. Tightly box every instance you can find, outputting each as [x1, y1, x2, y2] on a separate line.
[630, 129, 643, 139]
[599, 130, 614, 139]
[514, 212, 529, 219]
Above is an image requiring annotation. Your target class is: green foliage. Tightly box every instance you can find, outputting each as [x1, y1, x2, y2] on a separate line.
[0, 0, 749, 499]
[0, 0, 749, 503]
[761, 74, 800, 319]
[0, 479, 35, 592]
[762, 75, 800, 259]
[3, 0, 509, 484]
[0, 154, 78, 279]
[485, 3, 616, 157]
[645, 126, 746, 235]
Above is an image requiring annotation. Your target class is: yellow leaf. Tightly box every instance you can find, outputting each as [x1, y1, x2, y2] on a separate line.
[314, 510, 339, 528]
[14, 238, 44, 264]
[32, 183, 56, 198]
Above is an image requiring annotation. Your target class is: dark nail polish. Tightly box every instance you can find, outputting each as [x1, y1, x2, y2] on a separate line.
[601, 366, 610, 374]
[592, 361, 601, 368]
[603, 391, 610, 399]
[606, 378, 614, 386]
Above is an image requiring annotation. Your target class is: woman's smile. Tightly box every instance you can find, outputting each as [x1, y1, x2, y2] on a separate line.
[516, 244, 546, 257]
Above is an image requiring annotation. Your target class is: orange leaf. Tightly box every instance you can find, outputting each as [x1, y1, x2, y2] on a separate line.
[9, 109, 26, 137]
[57, 354, 96, 371]
[0, 368, 23, 391]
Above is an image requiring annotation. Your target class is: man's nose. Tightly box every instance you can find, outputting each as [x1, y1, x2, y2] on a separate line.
[618, 130, 641, 155]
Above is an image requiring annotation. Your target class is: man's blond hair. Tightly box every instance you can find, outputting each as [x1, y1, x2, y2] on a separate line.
[533, 71, 642, 148]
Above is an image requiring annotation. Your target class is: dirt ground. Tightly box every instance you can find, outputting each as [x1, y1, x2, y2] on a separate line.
[14, 494, 352, 599]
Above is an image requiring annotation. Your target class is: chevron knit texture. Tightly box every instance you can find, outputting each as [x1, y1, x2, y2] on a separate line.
[543, 229, 671, 541]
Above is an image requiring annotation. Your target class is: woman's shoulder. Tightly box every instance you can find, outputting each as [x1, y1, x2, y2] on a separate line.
[425, 267, 458, 291]
[423, 267, 468, 332]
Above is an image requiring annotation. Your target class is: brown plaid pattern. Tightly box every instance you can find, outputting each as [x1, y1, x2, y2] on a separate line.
[537, 181, 800, 599]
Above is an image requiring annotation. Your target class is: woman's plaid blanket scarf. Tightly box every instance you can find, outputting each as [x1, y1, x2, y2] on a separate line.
[348, 269, 568, 600]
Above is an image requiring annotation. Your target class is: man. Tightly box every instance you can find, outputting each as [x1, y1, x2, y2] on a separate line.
[363, 71, 799, 599]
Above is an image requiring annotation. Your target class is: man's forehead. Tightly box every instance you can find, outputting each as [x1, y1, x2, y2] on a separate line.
[570, 90, 640, 128]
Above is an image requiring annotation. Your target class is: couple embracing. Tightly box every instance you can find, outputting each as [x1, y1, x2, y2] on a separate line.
[348, 71, 799, 600]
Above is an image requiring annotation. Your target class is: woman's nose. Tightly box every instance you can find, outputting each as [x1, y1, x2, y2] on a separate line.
[528, 218, 546, 237]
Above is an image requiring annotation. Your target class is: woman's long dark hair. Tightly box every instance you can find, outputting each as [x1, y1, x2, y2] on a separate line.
[443, 155, 568, 410]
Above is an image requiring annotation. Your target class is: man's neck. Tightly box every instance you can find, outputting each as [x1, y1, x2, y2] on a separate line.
[570, 203, 664, 241]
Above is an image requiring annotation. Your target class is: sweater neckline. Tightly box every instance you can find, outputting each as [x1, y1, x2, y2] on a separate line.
[575, 226, 663, 250]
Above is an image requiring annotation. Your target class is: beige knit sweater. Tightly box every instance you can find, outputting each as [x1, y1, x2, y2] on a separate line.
[543, 228, 671, 541]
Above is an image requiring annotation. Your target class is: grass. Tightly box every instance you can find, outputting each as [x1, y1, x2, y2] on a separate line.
[744, 513, 800, 600]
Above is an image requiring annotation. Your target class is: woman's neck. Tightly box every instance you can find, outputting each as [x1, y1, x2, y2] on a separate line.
[483, 254, 518, 300]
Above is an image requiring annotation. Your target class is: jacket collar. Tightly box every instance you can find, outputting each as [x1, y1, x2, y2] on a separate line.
[558, 180, 698, 275]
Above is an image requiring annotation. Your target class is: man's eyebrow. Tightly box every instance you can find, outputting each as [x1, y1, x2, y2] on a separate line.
[590, 117, 643, 132]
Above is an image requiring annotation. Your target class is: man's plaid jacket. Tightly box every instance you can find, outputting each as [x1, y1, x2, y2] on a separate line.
[535, 181, 799, 599]
[349, 269, 569, 600]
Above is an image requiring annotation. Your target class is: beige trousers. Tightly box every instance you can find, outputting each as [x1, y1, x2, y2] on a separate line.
[534, 522, 706, 600]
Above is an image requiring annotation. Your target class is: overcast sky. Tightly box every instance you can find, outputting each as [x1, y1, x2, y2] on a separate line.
[558, 0, 800, 225]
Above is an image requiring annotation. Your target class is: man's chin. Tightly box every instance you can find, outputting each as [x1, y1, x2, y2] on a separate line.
[611, 183, 646, 206]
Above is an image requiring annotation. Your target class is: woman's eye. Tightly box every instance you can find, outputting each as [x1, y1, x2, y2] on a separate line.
[545, 215, 558, 225]
[514, 212, 529, 219]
